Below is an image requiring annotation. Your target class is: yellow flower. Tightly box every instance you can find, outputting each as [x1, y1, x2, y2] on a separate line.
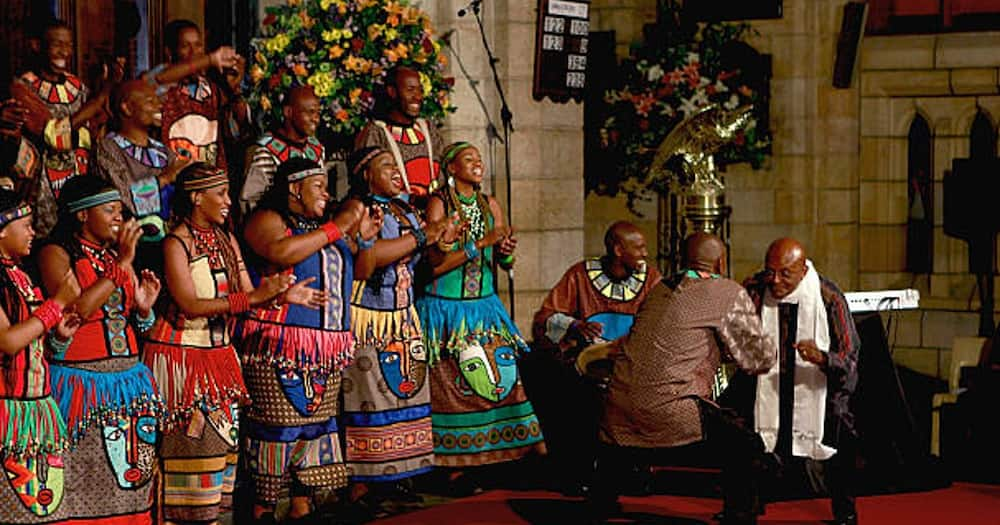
[367, 24, 384, 41]
[261, 95, 272, 111]
[320, 0, 335, 9]
[384, 28, 399, 41]
[419, 71, 432, 96]
[265, 33, 291, 53]
[322, 29, 337, 42]
[342, 29, 353, 39]
[306, 71, 335, 98]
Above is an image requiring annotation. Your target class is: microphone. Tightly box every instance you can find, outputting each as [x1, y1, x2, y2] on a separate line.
[457, 0, 481, 17]
[439, 29, 456, 44]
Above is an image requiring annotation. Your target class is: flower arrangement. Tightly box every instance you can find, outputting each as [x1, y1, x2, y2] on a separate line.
[595, 18, 771, 209]
[249, 0, 455, 148]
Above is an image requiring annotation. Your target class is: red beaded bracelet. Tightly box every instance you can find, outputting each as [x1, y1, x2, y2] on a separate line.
[227, 292, 250, 314]
[321, 222, 342, 244]
[32, 300, 64, 331]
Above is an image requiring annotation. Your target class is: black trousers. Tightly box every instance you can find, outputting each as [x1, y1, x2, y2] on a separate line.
[770, 438, 857, 520]
[590, 399, 766, 521]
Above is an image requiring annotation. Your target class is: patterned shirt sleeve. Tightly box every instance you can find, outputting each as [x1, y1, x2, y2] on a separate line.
[531, 266, 583, 351]
[822, 282, 861, 395]
[718, 288, 776, 374]
[239, 146, 277, 216]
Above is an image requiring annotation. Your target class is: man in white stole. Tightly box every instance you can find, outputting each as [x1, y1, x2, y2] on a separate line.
[741, 238, 861, 525]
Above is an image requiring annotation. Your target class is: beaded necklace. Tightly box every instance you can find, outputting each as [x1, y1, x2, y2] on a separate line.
[186, 220, 225, 269]
[448, 186, 489, 241]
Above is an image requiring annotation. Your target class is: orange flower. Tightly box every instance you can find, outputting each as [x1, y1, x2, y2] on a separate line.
[299, 10, 315, 29]
[335, 109, 349, 122]
[292, 63, 308, 77]
[329, 45, 344, 59]
[438, 53, 448, 66]
[349, 87, 362, 104]
[387, 14, 400, 27]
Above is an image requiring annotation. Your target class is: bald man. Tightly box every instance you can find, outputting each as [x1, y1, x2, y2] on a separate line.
[738, 238, 860, 525]
[239, 85, 326, 216]
[590, 233, 775, 523]
[528, 221, 660, 493]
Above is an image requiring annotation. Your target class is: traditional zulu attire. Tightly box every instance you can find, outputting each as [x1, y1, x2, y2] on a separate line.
[533, 257, 659, 358]
[0, 205, 70, 524]
[46, 207, 161, 524]
[96, 132, 176, 245]
[738, 260, 861, 521]
[594, 271, 775, 521]
[142, 210, 250, 523]
[18, 71, 91, 237]
[155, 72, 230, 168]
[342, 195, 434, 482]
[417, 189, 545, 467]
[239, 132, 325, 216]
[355, 117, 442, 210]
[529, 256, 658, 489]
[239, 208, 354, 505]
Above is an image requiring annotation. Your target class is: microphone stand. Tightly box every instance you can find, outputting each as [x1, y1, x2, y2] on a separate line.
[462, 0, 517, 319]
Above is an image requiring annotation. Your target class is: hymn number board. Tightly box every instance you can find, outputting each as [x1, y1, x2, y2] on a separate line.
[533, 0, 590, 102]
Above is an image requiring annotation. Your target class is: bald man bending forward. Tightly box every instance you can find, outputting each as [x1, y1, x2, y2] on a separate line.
[590, 234, 776, 524]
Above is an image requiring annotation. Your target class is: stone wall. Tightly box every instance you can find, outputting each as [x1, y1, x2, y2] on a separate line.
[858, 32, 1000, 378]
[583, 0, 658, 258]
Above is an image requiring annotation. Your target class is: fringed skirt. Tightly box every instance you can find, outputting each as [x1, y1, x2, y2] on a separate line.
[0, 396, 69, 524]
[341, 305, 434, 482]
[143, 340, 247, 523]
[47, 357, 160, 523]
[416, 293, 546, 467]
[239, 323, 352, 503]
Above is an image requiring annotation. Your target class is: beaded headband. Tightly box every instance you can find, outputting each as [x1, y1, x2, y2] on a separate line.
[67, 189, 121, 213]
[182, 169, 229, 191]
[0, 204, 31, 229]
[288, 167, 327, 183]
[351, 147, 386, 177]
[441, 141, 474, 165]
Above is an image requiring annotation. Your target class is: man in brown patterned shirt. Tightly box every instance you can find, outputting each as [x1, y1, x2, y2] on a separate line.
[591, 233, 775, 524]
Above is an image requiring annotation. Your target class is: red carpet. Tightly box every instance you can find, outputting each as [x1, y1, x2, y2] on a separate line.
[373, 483, 1000, 524]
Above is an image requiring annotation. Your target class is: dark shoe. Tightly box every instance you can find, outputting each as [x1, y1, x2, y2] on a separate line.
[829, 514, 858, 525]
[447, 472, 484, 497]
[385, 480, 423, 504]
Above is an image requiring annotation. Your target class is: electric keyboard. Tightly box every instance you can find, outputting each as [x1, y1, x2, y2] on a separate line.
[844, 289, 920, 313]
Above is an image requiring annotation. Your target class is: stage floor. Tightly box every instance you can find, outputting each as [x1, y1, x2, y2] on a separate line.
[370, 482, 1000, 524]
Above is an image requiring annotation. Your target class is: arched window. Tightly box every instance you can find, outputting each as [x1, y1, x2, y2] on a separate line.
[906, 115, 933, 273]
[970, 110, 997, 161]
